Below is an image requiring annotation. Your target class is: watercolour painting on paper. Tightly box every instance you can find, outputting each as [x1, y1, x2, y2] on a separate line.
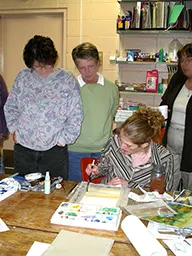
[143, 202, 192, 228]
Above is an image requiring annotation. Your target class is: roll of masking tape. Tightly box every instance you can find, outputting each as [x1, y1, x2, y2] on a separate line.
[25, 172, 43, 182]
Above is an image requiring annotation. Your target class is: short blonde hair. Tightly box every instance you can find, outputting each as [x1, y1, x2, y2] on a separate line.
[120, 107, 164, 145]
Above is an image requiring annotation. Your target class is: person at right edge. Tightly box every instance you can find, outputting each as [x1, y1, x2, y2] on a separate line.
[68, 42, 119, 181]
[160, 43, 192, 190]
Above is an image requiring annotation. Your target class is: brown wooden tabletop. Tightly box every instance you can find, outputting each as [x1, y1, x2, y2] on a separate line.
[0, 226, 174, 256]
[0, 181, 127, 242]
[0, 176, 174, 255]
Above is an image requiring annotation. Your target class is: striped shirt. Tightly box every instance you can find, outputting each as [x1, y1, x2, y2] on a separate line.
[97, 135, 173, 191]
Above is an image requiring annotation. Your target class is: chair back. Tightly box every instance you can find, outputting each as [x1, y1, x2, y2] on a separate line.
[80, 157, 103, 184]
[152, 127, 165, 144]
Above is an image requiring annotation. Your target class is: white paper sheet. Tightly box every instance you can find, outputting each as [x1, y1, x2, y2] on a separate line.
[0, 218, 9, 232]
[163, 239, 192, 256]
[42, 230, 114, 256]
[80, 196, 118, 207]
[121, 215, 167, 256]
[26, 241, 50, 256]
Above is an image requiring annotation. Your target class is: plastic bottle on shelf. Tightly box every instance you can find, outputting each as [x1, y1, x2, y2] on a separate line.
[117, 15, 122, 31]
[124, 10, 132, 30]
[159, 47, 164, 62]
[44, 171, 51, 194]
[168, 39, 182, 62]
[118, 97, 124, 110]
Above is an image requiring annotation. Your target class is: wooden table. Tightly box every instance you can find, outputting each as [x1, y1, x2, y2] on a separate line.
[0, 176, 174, 255]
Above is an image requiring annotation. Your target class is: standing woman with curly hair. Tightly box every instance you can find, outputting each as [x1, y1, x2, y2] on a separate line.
[86, 107, 173, 191]
[4, 35, 83, 179]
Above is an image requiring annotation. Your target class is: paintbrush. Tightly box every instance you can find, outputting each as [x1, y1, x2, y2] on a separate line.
[86, 159, 95, 192]
[173, 189, 185, 202]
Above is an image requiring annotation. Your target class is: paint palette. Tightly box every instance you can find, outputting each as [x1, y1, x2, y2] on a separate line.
[50, 202, 122, 231]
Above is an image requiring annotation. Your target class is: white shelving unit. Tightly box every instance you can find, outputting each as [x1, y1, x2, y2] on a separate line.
[116, 0, 192, 107]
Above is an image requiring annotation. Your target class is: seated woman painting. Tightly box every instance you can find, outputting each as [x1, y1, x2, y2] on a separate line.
[86, 107, 173, 191]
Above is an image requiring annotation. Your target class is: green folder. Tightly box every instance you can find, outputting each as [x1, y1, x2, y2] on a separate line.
[169, 4, 185, 25]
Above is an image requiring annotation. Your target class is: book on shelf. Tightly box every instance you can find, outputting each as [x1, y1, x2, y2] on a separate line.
[50, 202, 122, 231]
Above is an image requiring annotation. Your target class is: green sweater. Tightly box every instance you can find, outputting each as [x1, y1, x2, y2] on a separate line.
[68, 78, 119, 152]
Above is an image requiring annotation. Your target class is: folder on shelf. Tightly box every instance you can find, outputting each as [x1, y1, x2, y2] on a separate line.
[151, 2, 157, 29]
[168, 4, 185, 25]
[132, 2, 141, 29]
[156, 2, 165, 28]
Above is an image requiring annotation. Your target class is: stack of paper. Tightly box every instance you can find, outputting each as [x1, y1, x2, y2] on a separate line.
[42, 230, 114, 256]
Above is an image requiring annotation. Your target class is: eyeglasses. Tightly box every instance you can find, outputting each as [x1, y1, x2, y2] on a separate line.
[32, 64, 53, 71]
[180, 57, 192, 64]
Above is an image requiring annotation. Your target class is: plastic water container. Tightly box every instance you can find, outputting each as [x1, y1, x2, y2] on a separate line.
[168, 39, 182, 62]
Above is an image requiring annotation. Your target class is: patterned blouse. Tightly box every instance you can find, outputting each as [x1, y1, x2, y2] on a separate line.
[97, 135, 173, 191]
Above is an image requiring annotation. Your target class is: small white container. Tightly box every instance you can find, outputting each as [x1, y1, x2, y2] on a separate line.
[44, 171, 50, 194]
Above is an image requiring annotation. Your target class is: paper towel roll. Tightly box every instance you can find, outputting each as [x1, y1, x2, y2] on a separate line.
[121, 215, 167, 256]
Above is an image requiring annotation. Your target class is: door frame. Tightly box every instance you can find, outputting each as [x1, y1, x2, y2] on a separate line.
[0, 8, 67, 74]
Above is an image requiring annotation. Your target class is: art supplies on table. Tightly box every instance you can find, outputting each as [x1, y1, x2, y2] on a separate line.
[147, 221, 192, 240]
[67, 181, 129, 208]
[173, 189, 192, 206]
[125, 200, 177, 218]
[121, 215, 167, 256]
[25, 172, 43, 182]
[42, 230, 114, 256]
[0, 177, 20, 201]
[163, 239, 192, 256]
[143, 202, 192, 228]
[13, 174, 63, 192]
[50, 202, 122, 231]
[13, 175, 31, 191]
[128, 190, 173, 202]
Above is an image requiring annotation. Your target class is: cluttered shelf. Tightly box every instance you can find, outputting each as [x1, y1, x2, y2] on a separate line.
[110, 58, 178, 65]
[117, 29, 192, 34]
[115, 1, 189, 101]
[118, 0, 176, 2]
[119, 91, 162, 96]
[117, 1, 192, 30]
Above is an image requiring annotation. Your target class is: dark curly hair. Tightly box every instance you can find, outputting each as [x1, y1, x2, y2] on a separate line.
[120, 107, 165, 145]
[72, 42, 99, 66]
[23, 35, 58, 68]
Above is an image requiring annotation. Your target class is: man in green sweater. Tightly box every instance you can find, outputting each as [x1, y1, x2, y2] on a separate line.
[68, 42, 119, 181]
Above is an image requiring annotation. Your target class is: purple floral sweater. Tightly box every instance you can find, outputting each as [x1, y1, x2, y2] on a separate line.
[4, 68, 83, 151]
